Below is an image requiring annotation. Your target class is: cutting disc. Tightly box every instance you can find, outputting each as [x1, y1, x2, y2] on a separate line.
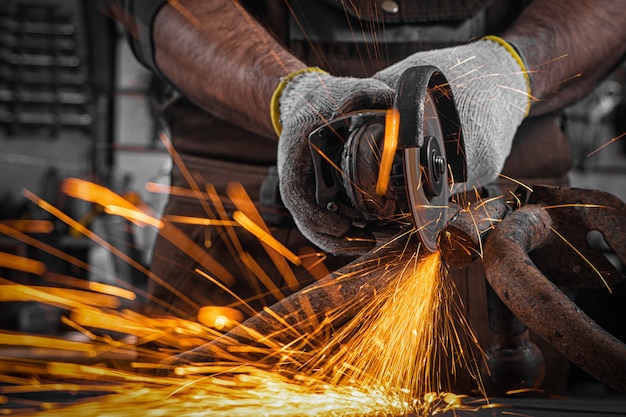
[403, 95, 449, 252]
[394, 65, 465, 253]
[307, 66, 465, 253]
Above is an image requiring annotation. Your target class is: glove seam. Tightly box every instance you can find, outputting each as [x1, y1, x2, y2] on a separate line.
[270, 67, 327, 138]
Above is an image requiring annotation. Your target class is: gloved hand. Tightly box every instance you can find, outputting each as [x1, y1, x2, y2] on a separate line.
[374, 36, 532, 192]
[271, 68, 394, 254]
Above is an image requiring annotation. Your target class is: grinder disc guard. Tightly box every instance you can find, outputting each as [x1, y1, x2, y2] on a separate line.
[404, 97, 448, 252]
[308, 66, 466, 252]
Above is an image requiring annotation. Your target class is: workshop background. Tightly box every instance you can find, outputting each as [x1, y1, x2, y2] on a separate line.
[0, 0, 625, 400]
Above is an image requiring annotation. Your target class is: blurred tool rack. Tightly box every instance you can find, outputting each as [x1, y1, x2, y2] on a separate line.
[0, 0, 115, 180]
[0, 0, 119, 334]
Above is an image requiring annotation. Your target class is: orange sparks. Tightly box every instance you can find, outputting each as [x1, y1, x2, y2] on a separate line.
[88, 281, 136, 301]
[0, 252, 46, 275]
[62, 178, 142, 215]
[549, 226, 612, 293]
[21, 188, 208, 315]
[0, 243, 487, 416]
[0, 333, 95, 354]
[306, 251, 483, 399]
[68, 308, 204, 350]
[376, 108, 400, 196]
[103, 205, 163, 229]
[239, 251, 287, 301]
[39, 273, 136, 302]
[587, 130, 626, 157]
[233, 211, 301, 266]
[167, 0, 201, 28]
[198, 306, 244, 331]
[164, 214, 239, 227]
[0, 285, 121, 309]
[0, 223, 92, 275]
[226, 182, 301, 291]
[0, 219, 54, 234]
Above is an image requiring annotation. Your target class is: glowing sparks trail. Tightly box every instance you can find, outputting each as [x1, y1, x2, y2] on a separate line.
[304, 252, 484, 401]
[0, 173, 489, 416]
[0, 252, 46, 275]
[586, 130, 626, 157]
[376, 108, 400, 196]
[0, 245, 486, 416]
[233, 210, 301, 266]
[2, 173, 482, 415]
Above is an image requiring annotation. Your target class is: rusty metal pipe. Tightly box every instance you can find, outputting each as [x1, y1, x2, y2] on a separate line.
[483, 204, 626, 393]
[167, 196, 510, 368]
[439, 196, 511, 267]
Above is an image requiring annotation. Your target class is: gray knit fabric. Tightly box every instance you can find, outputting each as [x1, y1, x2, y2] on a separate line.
[375, 39, 529, 192]
[277, 72, 394, 253]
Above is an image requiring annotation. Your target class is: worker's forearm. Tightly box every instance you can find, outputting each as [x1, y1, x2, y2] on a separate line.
[503, 0, 626, 116]
[153, 0, 305, 138]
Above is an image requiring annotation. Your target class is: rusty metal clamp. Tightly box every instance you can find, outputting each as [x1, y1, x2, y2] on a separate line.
[482, 185, 626, 393]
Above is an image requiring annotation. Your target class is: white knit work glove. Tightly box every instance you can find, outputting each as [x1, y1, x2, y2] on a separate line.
[374, 36, 532, 191]
[271, 68, 394, 254]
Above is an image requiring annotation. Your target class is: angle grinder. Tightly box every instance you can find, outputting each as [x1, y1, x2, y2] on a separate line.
[308, 66, 467, 252]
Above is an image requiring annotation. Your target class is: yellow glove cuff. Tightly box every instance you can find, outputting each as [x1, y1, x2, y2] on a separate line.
[482, 35, 532, 117]
[270, 67, 328, 138]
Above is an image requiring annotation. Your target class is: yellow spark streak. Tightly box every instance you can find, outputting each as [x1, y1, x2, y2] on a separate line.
[46, 362, 175, 385]
[527, 198, 616, 293]
[25, 187, 233, 311]
[0, 278, 109, 311]
[534, 53, 569, 69]
[164, 214, 239, 227]
[158, 130, 218, 222]
[549, 226, 612, 293]
[61, 178, 149, 227]
[0, 252, 46, 275]
[167, 0, 201, 27]
[146, 181, 203, 198]
[40, 273, 136, 303]
[376, 108, 400, 196]
[497, 173, 533, 192]
[239, 251, 287, 301]
[0, 223, 92, 276]
[1, 383, 82, 394]
[195, 267, 257, 317]
[542, 204, 607, 210]
[0, 333, 94, 354]
[0, 251, 485, 417]
[0, 219, 53, 234]
[88, 281, 137, 301]
[232, 210, 301, 266]
[103, 205, 163, 229]
[587, 131, 626, 157]
[60, 316, 98, 341]
[0, 285, 120, 309]
[298, 247, 328, 271]
[69, 308, 204, 350]
[146, 182, 233, 212]
[309, 253, 462, 396]
[198, 306, 244, 331]
[227, 182, 301, 291]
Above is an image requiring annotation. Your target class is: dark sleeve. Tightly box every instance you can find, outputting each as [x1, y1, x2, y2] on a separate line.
[99, 0, 168, 75]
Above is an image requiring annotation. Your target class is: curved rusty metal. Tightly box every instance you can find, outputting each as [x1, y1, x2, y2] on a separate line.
[483, 204, 626, 394]
[439, 196, 511, 267]
[523, 185, 626, 288]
